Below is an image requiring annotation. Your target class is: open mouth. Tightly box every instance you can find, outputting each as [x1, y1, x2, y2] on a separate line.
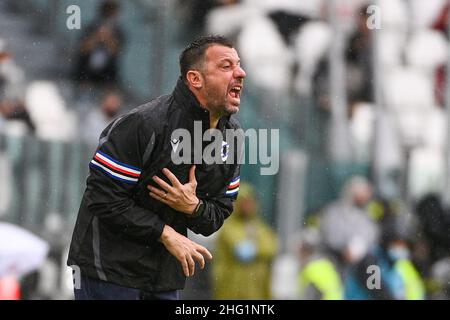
[228, 86, 242, 100]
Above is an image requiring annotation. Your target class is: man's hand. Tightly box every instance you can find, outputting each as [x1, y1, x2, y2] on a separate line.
[148, 166, 199, 214]
[159, 225, 212, 277]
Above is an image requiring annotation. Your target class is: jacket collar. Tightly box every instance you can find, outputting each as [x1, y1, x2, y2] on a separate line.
[172, 77, 230, 131]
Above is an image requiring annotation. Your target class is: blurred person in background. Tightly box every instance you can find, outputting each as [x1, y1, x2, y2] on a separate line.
[296, 227, 343, 300]
[319, 176, 378, 267]
[312, 3, 374, 115]
[346, 4, 374, 105]
[72, 0, 125, 90]
[378, 214, 426, 300]
[80, 89, 123, 150]
[414, 194, 450, 272]
[0, 38, 33, 133]
[0, 99, 35, 134]
[319, 176, 398, 299]
[212, 183, 278, 299]
[0, 38, 25, 101]
[429, 257, 450, 300]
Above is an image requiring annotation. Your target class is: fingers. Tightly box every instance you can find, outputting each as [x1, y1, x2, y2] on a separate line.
[148, 186, 167, 198]
[186, 248, 211, 276]
[162, 168, 182, 187]
[173, 245, 213, 277]
[189, 166, 197, 184]
[180, 257, 189, 277]
[192, 251, 205, 270]
[196, 245, 213, 261]
[149, 191, 170, 205]
[186, 253, 195, 276]
[151, 175, 174, 193]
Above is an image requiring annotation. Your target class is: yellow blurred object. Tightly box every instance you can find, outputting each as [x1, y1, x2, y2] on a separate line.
[298, 258, 344, 300]
[367, 200, 385, 221]
[212, 183, 278, 299]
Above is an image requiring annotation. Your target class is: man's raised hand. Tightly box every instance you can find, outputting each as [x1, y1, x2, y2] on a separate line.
[148, 166, 199, 215]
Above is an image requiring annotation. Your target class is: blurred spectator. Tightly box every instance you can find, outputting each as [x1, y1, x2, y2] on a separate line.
[212, 183, 278, 299]
[79, 90, 123, 149]
[0, 38, 34, 134]
[319, 176, 399, 299]
[0, 38, 25, 101]
[415, 194, 450, 264]
[320, 176, 378, 261]
[379, 221, 426, 300]
[0, 99, 35, 133]
[296, 227, 343, 300]
[429, 257, 450, 299]
[72, 1, 125, 88]
[375, 202, 426, 300]
[311, 4, 374, 113]
[346, 4, 374, 105]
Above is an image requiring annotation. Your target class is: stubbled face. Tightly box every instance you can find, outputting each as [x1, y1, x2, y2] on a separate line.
[200, 45, 246, 116]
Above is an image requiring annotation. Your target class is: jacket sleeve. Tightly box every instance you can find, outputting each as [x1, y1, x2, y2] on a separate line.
[186, 166, 241, 236]
[85, 112, 165, 244]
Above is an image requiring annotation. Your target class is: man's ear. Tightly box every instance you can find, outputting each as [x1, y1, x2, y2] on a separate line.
[186, 70, 203, 89]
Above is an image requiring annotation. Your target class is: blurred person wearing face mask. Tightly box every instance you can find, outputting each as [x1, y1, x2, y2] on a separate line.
[212, 183, 278, 299]
[72, 0, 124, 88]
[379, 217, 426, 300]
[79, 90, 123, 150]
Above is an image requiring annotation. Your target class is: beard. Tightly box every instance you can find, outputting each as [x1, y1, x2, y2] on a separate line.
[223, 104, 239, 115]
[204, 85, 239, 117]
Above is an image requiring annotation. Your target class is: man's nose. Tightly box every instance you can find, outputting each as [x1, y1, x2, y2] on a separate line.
[234, 65, 246, 79]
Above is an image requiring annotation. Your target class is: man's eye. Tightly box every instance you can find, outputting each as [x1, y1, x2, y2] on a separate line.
[222, 65, 231, 69]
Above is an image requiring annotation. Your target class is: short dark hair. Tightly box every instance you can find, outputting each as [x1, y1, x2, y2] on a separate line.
[179, 35, 233, 82]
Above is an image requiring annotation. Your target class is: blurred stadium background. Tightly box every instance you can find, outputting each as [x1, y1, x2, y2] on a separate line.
[1, 0, 450, 300]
